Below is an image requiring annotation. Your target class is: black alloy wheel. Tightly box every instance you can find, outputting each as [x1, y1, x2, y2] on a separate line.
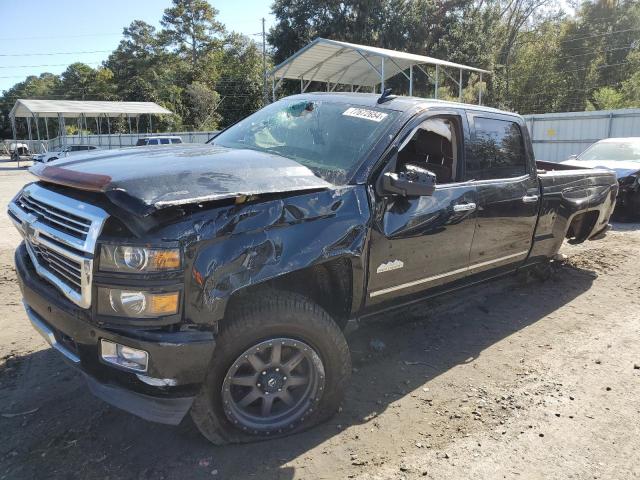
[221, 338, 325, 434]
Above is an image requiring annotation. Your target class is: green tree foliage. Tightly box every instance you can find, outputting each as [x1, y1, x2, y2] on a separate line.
[185, 81, 222, 129]
[160, 0, 225, 67]
[269, 0, 640, 113]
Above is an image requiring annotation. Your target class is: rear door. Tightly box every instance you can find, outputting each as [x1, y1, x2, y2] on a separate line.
[366, 109, 478, 306]
[465, 113, 539, 276]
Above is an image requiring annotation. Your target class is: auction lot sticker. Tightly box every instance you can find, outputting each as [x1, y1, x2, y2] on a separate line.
[343, 107, 388, 122]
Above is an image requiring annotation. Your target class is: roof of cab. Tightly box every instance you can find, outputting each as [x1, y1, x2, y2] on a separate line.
[283, 92, 518, 118]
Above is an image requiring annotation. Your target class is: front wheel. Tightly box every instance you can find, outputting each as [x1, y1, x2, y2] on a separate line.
[190, 290, 351, 444]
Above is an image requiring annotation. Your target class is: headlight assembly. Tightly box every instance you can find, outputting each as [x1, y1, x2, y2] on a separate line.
[97, 288, 180, 318]
[99, 245, 181, 273]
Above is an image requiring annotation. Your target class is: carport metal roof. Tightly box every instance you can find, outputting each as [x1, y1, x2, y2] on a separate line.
[269, 38, 491, 103]
[10, 99, 172, 118]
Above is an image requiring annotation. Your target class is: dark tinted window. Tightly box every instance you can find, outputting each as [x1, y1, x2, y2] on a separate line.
[468, 117, 526, 180]
[160, 138, 170, 144]
[148, 139, 159, 145]
[171, 138, 182, 144]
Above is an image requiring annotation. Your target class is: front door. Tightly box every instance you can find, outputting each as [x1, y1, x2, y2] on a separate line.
[366, 110, 478, 306]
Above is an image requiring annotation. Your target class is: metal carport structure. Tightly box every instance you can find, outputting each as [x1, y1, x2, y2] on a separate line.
[268, 38, 491, 104]
[9, 99, 173, 157]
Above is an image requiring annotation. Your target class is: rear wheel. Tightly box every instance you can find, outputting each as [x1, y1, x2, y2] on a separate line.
[190, 290, 351, 444]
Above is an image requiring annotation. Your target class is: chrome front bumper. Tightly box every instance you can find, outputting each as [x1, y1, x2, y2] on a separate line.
[24, 302, 80, 364]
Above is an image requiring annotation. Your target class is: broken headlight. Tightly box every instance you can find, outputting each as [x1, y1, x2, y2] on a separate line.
[99, 245, 181, 273]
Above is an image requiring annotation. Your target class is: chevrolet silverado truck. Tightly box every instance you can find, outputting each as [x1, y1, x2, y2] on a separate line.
[9, 93, 617, 444]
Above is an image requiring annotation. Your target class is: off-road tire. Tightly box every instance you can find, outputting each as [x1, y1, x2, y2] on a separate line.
[190, 290, 351, 445]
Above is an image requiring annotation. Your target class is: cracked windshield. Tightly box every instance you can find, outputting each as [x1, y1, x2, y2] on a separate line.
[212, 99, 399, 184]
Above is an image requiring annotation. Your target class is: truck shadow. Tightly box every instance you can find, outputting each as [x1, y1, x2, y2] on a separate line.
[0, 263, 596, 480]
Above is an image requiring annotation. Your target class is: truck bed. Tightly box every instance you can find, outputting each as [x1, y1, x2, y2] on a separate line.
[527, 163, 618, 262]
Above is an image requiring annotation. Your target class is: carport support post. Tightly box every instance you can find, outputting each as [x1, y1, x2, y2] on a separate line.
[479, 72, 483, 105]
[57, 113, 65, 148]
[10, 115, 17, 162]
[33, 114, 41, 153]
[96, 117, 102, 147]
[26, 116, 33, 156]
[149, 114, 153, 134]
[409, 64, 413, 96]
[459, 69, 463, 102]
[272, 76, 276, 102]
[106, 114, 112, 150]
[380, 57, 385, 92]
[435, 65, 439, 99]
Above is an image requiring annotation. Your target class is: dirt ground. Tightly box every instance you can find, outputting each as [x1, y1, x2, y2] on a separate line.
[1, 160, 639, 480]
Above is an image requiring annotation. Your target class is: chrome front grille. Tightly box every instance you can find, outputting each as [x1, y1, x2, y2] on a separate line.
[8, 184, 108, 308]
[17, 193, 92, 241]
[30, 241, 82, 293]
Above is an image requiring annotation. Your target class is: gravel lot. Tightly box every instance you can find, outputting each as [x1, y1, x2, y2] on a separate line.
[0, 159, 639, 480]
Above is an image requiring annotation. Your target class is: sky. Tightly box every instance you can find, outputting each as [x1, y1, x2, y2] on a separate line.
[0, 0, 274, 93]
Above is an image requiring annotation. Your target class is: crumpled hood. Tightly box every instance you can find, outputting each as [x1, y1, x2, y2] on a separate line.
[560, 158, 640, 179]
[29, 144, 332, 215]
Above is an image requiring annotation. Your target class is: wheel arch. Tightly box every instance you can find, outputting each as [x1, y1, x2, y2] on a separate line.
[223, 257, 357, 330]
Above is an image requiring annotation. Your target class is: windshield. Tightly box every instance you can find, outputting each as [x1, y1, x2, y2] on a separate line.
[212, 99, 399, 184]
[579, 140, 640, 162]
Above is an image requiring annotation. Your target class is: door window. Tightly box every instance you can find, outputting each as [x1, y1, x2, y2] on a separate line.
[396, 116, 461, 184]
[467, 117, 526, 180]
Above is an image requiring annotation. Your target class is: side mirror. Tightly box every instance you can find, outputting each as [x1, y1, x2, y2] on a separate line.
[568, 154, 578, 160]
[382, 164, 436, 197]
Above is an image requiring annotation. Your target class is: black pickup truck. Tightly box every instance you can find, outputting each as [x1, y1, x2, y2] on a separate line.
[9, 93, 617, 444]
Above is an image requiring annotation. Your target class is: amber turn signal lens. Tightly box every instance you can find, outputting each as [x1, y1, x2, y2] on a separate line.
[150, 250, 181, 270]
[149, 292, 180, 315]
[97, 288, 180, 318]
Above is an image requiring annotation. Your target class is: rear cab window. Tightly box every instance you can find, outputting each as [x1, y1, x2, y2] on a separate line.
[466, 116, 527, 180]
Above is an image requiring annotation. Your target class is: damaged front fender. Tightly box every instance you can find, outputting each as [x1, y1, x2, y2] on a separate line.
[177, 186, 371, 324]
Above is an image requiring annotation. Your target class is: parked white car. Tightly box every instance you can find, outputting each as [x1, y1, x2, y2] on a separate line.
[135, 136, 183, 146]
[561, 137, 640, 216]
[33, 145, 99, 163]
[560, 137, 640, 178]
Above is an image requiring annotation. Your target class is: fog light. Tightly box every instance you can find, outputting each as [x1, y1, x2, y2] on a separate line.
[100, 339, 148, 372]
